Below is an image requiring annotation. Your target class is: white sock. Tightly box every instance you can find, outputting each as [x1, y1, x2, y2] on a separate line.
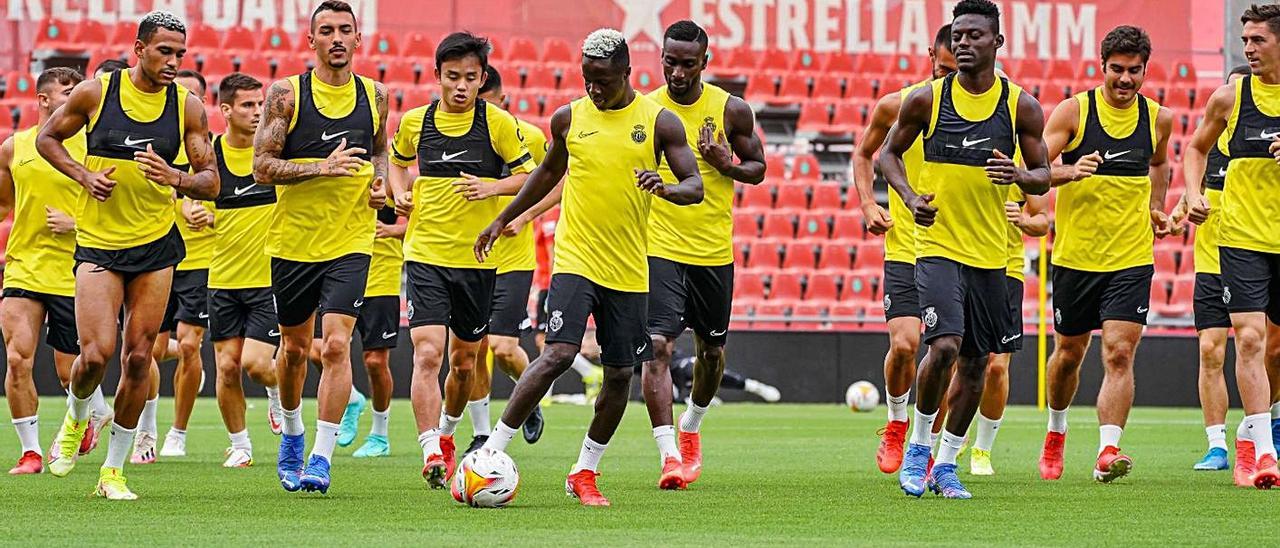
[348, 388, 364, 405]
[1206, 424, 1228, 451]
[90, 386, 112, 417]
[482, 421, 519, 452]
[167, 427, 187, 441]
[439, 414, 462, 437]
[886, 389, 910, 422]
[281, 406, 304, 436]
[929, 432, 940, 450]
[974, 414, 1002, 452]
[1272, 402, 1280, 420]
[571, 435, 608, 473]
[908, 407, 937, 447]
[310, 420, 339, 461]
[417, 428, 441, 460]
[103, 422, 135, 469]
[265, 386, 280, 408]
[679, 402, 709, 433]
[468, 397, 492, 436]
[229, 429, 251, 450]
[653, 425, 679, 461]
[571, 354, 596, 376]
[69, 393, 93, 421]
[1047, 407, 1068, 434]
[12, 416, 40, 454]
[1244, 413, 1277, 460]
[1098, 424, 1123, 454]
[139, 398, 159, 435]
[371, 408, 390, 437]
[937, 431, 965, 466]
[1238, 418, 1253, 442]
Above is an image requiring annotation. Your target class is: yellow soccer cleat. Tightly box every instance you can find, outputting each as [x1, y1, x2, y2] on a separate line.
[48, 412, 90, 478]
[583, 366, 604, 405]
[969, 448, 995, 476]
[95, 467, 138, 500]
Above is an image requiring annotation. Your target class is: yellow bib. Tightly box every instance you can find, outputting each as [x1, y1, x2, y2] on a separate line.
[491, 118, 546, 274]
[1194, 189, 1224, 275]
[175, 198, 215, 271]
[5, 126, 85, 296]
[209, 141, 272, 289]
[1220, 77, 1280, 253]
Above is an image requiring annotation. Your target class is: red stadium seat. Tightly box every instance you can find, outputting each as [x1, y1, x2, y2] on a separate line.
[732, 212, 760, 238]
[828, 104, 861, 134]
[856, 54, 889, 78]
[3, 72, 36, 101]
[257, 27, 295, 54]
[811, 75, 843, 100]
[1176, 251, 1196, 277]
[734, 239, 749, 267]
[811, 183, 844, 209]
[199, 53, 236, 82]
[761, 212, 796, 239]
[382, 60, 417, 85]
[832, 211, 864, 240]
[804, 272, 840, 302]
[504, 37, 541, 64]
[752, 301, 789, 330]
[735, 270, 766, 301]
[797, 212, 831, 240]
[1149, 280, 1170, 307]
[790, 154, 820, 179]
[818, 242, 852, 270]
[773, 75, 810, 104]
[631, 68, 661, 93]
[739, 184, 774, 209]
[790, 302, 827, 331]
[35, 18, 80, 51]
[746, 240, 782, 269]
[1153, 247, 1177, 275]
[236, 55, 274, 82]
[764, 153, 786, 180]
[401, 33, 435, 59]
[220, 26, 256, 53]
[745, 74, 777, 102]
[840, 273, 875, 302]
[0, 107, 14, 131]
[759, 49, 792, 73]
[819, 52, 856, 75]
[540, 38, 575, 67]
[729, 301, 752, 331]
[852, 242, 885, 276]
[72, 20, 109, 48]
[506, 93, 539, 119]
[795, 103, 831, 133]
[782, 242, 817, 270]
[105, 21, 138, 47]
[790, 50, 820, 74]
[722, 48, 759, 78]
[522, 66, 558, 91]
[186, 22, 221, 51]
[770, 272, 803, 301]
[774, 182, 809, 210]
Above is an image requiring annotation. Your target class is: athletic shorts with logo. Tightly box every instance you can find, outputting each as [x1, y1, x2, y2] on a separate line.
[356, 295, 401, 349]
[915, 257, 1018, 357]
[74, 224, 185, 282]
[209, 287, 279, 345]
[271, 253, 371, 327]
[1220, 247, 1280, 324]
[1003, 277, 1024, 352]
[490, 270, 533, 338]
[1051, 264, 1153, 336]
[882, 260, 920, 320]
[0, 288, 78, 354]
[535, 288, 550, 331]
[544, 273, 653, 367]
[647, 257, 733, 346]
[404, 262, 495, 343]
[1193, 273, 1232, 331]
[162, 268, 209, 332]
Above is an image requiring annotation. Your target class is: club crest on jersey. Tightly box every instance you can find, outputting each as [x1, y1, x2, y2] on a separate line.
[922, 306, 937, 328]
[631, 124, 647, 144]
[702, 116, 716, 133]
[549, 310, 564, 332]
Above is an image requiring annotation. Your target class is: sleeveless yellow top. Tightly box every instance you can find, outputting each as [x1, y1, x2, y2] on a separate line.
[490, 117, 547, 275]
[5, 126, 85, 296]
[209, 141, 273, 289]
[885, 80, 929, 265]
[1219, 77, 1280, 253]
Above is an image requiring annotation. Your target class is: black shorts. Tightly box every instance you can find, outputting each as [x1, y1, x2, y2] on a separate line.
[647, 257, 733, 346]
[1003, 277, 1024, 352]
[490, 270, 533, 337]
[544, 273, 652, 367]
[1, 288, 79, 354]
[1051, 264, 1153, 336]
[356, 295, 401, 350]
[1194, 273, 1233, 331]
[161, 269, 209, 332]
[404, 262, 495, 342]
[536, 289, 550, 331]
[883, 260, 920, 320]
[915, 257, 1018, 358]
[1220, 247, 1280, 324]
[74, 224, 185, 280]
[209, 287, 279, 345]
[271, 253, 371, 328]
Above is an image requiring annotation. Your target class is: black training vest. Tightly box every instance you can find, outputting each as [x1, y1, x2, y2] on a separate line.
[1227, 75, 1280, 161]
[281, 72, 374, 161]
[376, 205, 397, 225]
[212, 136, 275, 210]
[86, 69, 182, 167]
[923, 74, 1017, 167]
[1061, 90, 1153, 177]
[415, 99, 508, 178]
[1203, 146, 1229, 192]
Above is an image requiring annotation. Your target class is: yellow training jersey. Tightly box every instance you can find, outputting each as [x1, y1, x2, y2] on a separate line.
[366, 206, 404, 297]
[4, 126, 85, 296]
[1054, 89, 1159, 272]
[490, 117, 546, 274]
[392, 100, 534, 268]
[80, 68, 188, 250]
[646, 83, 734, 266]
[1220, 75, 1280, 253]
[885, 80, 930, 265]
[209, 138, 274, 290]
[1006, 186, 1026, 281]
[555, 95, 665, 292]
[1194, 189, 1225, 275]
[268, 71, 378, 262]
[175, 198, 215, 271]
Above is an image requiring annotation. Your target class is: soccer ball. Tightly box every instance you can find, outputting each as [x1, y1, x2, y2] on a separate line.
[845, 381, 880, 412]
[451, 448, 520, 508]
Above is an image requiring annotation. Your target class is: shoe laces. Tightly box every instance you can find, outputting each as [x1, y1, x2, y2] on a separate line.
[571, 471, 604, 498]
[934, 466, 966, 493]
[902, 445, 929, 478]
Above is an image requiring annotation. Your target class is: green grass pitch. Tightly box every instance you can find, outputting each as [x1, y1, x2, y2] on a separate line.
[0, 397, 1274, 546]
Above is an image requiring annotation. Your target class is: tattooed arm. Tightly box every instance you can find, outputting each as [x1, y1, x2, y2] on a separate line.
[367, 81, 390, 208]
[253, 80, 365, 185]
[136, 92, 220, 199]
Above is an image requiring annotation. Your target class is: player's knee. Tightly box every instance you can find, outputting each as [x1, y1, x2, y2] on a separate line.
[5, 345, 35, 372]
[986, 359, 1008, 383]
[1237, 328, 1265, 357]
[120, 348, 152, 379]
[889, 330, 919, 361]
[491, 339, 523, 364]
[79, 341, 111, 369]
[1199, 337, 1226, 367]
[1101, 342, 1137, 371]
[363, 352, 390, 374]
[178, 336, 201, 361]
[699, 344, 724, 366]
[928, 337, 961, 366]
[413, 342, 444, 371]
[539, 345, 579, 374]
[650, 336, 672, 362]
[216, 358, 243, 383]
[601, 366, 630, 392]
[320, 334, 351, 364]
[279, 339, 309, 368]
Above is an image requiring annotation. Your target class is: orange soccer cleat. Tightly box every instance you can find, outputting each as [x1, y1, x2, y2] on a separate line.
[1039, 431, 1066, 480]
[565, 469, 610, 506]
[8, 451, 43, 475]
[1093, 446, 1132, 483]
[440, 435, 457, 480]
[876, 420, 909, 473]
[422, 454, 448, 489]
[678, 431, 702, 484]
[658, 456, 686, 490]
[1250, 454, 1278, 490]
[1234, 439, 1256, 487]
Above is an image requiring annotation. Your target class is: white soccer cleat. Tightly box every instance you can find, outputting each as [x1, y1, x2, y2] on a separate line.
[268, 399, 284, 436]
[130, 431, 157, 465]
[159, 432, 186, 457]
[222, 447, 254, 468]
[756, 384, 781, 402]
[95, 467, 138, 501]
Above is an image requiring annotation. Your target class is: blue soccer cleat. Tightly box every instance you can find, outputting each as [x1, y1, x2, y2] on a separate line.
[928, 463, 972, 499]
[299, 455, 332, 494]
[277, 433, 305, 492]
[338, 391, 366, 448]
[352, 434, 390, 458]
[898, 443, 931, 498]
[1193, 447, 1229, 471]
[1273, 419, 1280, 452]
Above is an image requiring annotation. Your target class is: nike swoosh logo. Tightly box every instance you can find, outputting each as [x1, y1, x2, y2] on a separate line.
[1103, 150, 1131, 160]
[321, 130, 349, 141]
[233, 184, 256, 195]
[1261, 130, 1280, 140]
[577, 131, 599, 138]
[198, 312, 209, 319]
[381, 331, 396, 339]
[1001, 333, 1022, 344]
[473, 326, 486, 334]
[17, 158, 34, 166]
[268, 330, 281, 337]
[441, 150, 468, 161]
[1217, 168, 1227, 177]
[353, 299, 364, 307]
[961, 136, 990, 147]
[708, 329, 727, 337]
[1136, 306, 1149, 314]
[636, 343, 648, 355]
[124, 136, 154, 146]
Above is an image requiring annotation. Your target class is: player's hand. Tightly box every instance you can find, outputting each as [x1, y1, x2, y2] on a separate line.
[134, 144, 181, 187]
[861, 203, 894, 235]
[185, 201, 213, 230]
[635, 168, 665, 195]
[44, 206, 75, 234]
[1070, 151, 1103, 181]
[1185, 192, 1211, 225]
[698, 125, 733, 174]
[368, 176, 387, 209]
[502, 214, 530, 237]
[394, 190, 414, 217]
[452, 172, 495, 201]
[985, 149, 1018, 185]
[320, 138, 367, 177]
[78, 165, 117, 202]
[474, 220, 505, 263]
[1167, 199, 1189, 237]
[374, 220, 405, 239]
[1004, 200, 1027, 228]
[909, 193, 938, 227]
[1270, 138, 1280, 165]
[1150, 208, 1174, 239]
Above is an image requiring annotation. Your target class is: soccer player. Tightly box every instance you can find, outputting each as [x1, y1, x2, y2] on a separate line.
[37, 11, 220, 500]
[1179, 4, 1280, 488]
[640, 19, 766, 490]
[253, 0, 388, 493]
[854, 24, 956, 474]
[878, 0, 1050, 499]
[386, 32, 535, 489]
[474, 28, 703, 507]
[1038, 26, 1176, 483]
[0, 67, 85, 475]
[647, 350, 781, 405]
